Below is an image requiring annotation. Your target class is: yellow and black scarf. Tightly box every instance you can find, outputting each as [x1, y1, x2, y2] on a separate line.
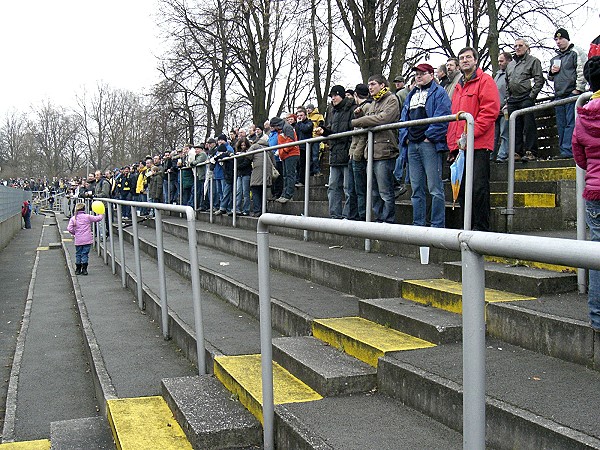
[372, 87, 389, 101]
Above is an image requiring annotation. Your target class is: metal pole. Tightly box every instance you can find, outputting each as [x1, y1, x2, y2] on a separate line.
[155, 209, 169, 339]
[262, 150, 268, 214]
[233, 158, 238, 227]
[167, 172, 171, 205]
[209, 178, 214, 223]
[193, 167, 198, 211]
[102, 204, 108, 265]
[303, 144, 311, 242]
[117, 204, 126, 288]
[108, 202, 115, 275]
[257, 221, 274, 450]
[131, 206, 144, 310]
[365, 131, 374, 252]
[507, 111, 516, 233]
[463, 113, 475, 231]
[185, 207, 206, 375]
[575, 92, 593, 293]
[461, 240, 486, 450]
[179, 169, 183, 206]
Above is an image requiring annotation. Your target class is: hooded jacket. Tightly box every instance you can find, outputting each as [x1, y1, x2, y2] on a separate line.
[548, 43, 588, 97]
[67, 211, 103, 246]
[322, 96, 356, 166]
[307, 108, 325, 137]
[573, 96, 600, 200]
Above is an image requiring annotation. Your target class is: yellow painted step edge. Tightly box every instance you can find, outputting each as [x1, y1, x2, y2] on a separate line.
[484, 255, 575, 274]
[402, 279, 535, 314]
[0, 440, 51, 450]
[107, 396, 192, 450]
[313, 317, 436, 367]
[514, 167, 575, 182]
[490, 193, 556, 208]
[214, 354, 322, 424]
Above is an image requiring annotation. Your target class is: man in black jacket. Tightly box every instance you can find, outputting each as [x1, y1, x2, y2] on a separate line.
[294, 107, 314, 186]
[315, 85, 357, 219]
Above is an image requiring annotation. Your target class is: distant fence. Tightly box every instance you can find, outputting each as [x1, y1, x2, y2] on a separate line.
[0, 185, 31, 223]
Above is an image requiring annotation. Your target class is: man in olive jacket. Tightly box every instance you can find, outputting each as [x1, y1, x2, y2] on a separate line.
[351, 75, 400, 223]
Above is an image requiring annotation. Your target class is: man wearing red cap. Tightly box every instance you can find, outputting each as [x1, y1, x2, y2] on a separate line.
[447, 47, 500, 231]
[399, 63, 452, 228]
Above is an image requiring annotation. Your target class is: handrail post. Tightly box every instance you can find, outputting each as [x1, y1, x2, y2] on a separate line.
[185, 206, 205, 374]
[463, 113, 475, 231]
[179, 169, 183, 206]
[108, 202, 116, 274]
[576, 92, 593, 293]
[233, 158, 238, 227]
[506, 110, 517, 233]
[155, 209, 169, 339]
[257, 219, 274, 450]
[262, 150, 268, 215]
[193, 166, 198, 211]
[365, 131, 374, 252]
[131, 206, 144, 310]
[303, 145, 310, 242]
[117, 204, 126, 288]
[461, 238, 486, 450]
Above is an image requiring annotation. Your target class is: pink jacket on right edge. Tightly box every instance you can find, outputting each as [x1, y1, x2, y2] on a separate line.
[67, 211, 103, 246]
[573, 97, 600, 201]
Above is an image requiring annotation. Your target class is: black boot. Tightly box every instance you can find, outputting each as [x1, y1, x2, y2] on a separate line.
[75, 264, 82, 275]
[81, 263, 88, 275]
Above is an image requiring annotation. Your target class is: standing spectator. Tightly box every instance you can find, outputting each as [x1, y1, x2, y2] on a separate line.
[235, 138, 253, 215]
[445, 57, 463, 99]
[306, 104, 325, 177]
[394, 75, 410, 107]
[394, 76, 416, 197]
[548, 28, 588, 159]
[572, 56, 600, 331]
[117, 166, 134, 220]
[437, 65, 449, 88]
[492, 52, 512, 163]
[295, 107, 314, 187]
[146, 165, 163, 216]
[351, 75, 400, 223]
[190, 145, 208, 210]
[266, 120, 284, 199]
[67, 202, 103, 275]
[22, 200, 31, 229]
[247, 134, 275, 217]
[213, 135, 234, 215]
[349, 83, 372, 221]
[204, 138, 219, 210]
[315, 84, 357, 219]
[270, 116, 300, 203]
[180, 146, 195, 207]
[506, 38, 545, 162]
[399, 63, 452, 229]
[447, 47, 500, 231]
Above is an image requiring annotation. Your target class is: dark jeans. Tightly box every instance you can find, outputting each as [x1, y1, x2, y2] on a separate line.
[75, 244, 92, 264]
[297, 144, 307, 184]
[250, 186, 263, 214]
[120, 191, 132, 218]
[458, 149, 491, 231]
[282, 155, 299, 199]
[352, 159, 367, 221]
[508, 97, 537, 157]
[272, 160, 284, 198]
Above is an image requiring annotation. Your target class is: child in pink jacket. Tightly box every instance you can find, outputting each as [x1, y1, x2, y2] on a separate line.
[67, 203, 103, 275]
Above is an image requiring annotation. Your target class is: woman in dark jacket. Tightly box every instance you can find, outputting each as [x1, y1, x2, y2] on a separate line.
[247, 136, 275, 217]
[235, 138, 253, 215]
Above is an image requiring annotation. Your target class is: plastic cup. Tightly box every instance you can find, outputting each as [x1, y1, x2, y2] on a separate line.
[419, 246, 430, 265]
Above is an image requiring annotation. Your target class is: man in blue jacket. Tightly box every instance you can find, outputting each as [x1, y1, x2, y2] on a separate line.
[399, 63, 452, 228]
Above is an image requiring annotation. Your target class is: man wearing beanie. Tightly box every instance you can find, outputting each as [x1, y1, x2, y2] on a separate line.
[270, 116, 300, 203]
[572, 56, 600, 331]
[548, 28, 588, 159]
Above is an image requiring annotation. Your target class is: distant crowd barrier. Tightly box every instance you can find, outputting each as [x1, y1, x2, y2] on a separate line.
[0, 185, 31, 250]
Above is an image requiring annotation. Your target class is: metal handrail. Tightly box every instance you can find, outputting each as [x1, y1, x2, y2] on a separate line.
[92, 198, 207, 376]
[506, 95, 580, 233]
[255, 213, 600, 450]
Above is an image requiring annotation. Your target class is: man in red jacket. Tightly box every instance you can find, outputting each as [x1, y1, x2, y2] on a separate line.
[447, 47, 500, 231]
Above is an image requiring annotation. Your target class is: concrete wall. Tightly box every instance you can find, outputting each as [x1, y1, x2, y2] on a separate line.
[0, 213, 23, 252]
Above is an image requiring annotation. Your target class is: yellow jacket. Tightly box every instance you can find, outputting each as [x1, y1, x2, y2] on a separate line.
[307, 108, 324, 138]
[136, 167, 148, 194]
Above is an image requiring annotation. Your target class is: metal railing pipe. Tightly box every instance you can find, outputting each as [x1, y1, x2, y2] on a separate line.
[107, 203, 116, 274]
[131, 206, 144, 310]
[262, 150, 269, 214]
[365, 131, 374, 251]
[576, 92, 593, 293]
[232, 158, 238, 227]
[155, 209, 169, 339]
[116, 204, 126, 288]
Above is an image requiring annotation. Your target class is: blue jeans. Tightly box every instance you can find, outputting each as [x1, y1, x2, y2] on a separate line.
[120, 191, 132, 218]
[217, 179, 232, 212]
[494, 115, 509, 160]
[408, 141, 445, 228]
[555, 97, 576, 157]
[236, 175, 251, 213]
[372, 158, 397, 223]
[586, 200, 600, 330]
[75, 244, 92, 264]
[310, 142, 321, 175]
[393, 150, 410, 184]
[282, 155, 299, 199]
[352, 159, 367, 220]
[328, 165, 349, 219]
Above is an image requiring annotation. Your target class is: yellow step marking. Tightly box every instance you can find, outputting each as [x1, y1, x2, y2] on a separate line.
[312, 317, 435, 367]
[0, 441, 50, 450]
[402, 279, 535, 314]
[36, 247, 50, 251]
[490, 192, 556, 208]
[214, 354, 321, 423]
[514, 166, 575, 182]
[61, 238, 73, 242]
[484, 256, 575, 274]
[107, 396, 191, 450]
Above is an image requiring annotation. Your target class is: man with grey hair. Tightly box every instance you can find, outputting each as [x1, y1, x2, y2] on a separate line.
[445, 57, 462, 98]
[505, 38, 545, 162]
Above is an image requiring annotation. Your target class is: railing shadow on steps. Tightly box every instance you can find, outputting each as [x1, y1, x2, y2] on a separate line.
[255, 214, 600, 450]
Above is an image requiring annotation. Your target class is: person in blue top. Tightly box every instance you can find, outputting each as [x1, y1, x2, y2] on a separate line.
[399, 63, 452, 228]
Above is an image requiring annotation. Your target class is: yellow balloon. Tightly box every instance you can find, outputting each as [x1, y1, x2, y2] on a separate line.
[91, 201, 105, 215]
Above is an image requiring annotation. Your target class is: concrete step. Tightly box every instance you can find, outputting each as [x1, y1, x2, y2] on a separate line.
[213, 354, 322, 423]
[271, 336, 377, 396]
[358, 297, 462, 345]
[0, 441, 50, 449]
[490, 158, 575, 182]
[401, 278, 535, 314]
[379, 340, 600, 449]
[275, 393, 463, 449]
[515, 166, 576, 182]
[106, 396, 192, 449]
[311, 317, 435, 367]
[490, 192, 556, 207]
[443, 260, 577, 297]
[484, 254, 576, 274]
[161, 376, 262, 449]
[50, 417, 115, 449]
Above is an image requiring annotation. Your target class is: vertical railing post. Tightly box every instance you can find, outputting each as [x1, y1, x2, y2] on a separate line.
[461, 239, 486, 450]
[262, 150, 268, 215]
[506, 111, 518, 233]
[463, 113, 475, 231]
[257, 220, 274, 450]
[117, 204, 126, 288]
[185, 207, 205, 375]
[303, 141, 311, 242]
[108, 202, 115, 274]
[155, 209, 169, 339]
[365, 131, 374, 252]
[102, 204, 108, 265]
[233, 158, 238, 227]
[193, 166, 198, 211]
[131, 206, 144, 310]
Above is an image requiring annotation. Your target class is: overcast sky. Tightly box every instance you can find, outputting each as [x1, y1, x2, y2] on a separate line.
[0, 0, 162, 116]
[0, 2, 598, 118]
